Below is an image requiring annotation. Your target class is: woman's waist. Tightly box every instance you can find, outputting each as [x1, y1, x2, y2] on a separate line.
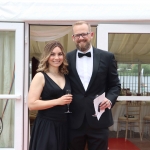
[37, 110, 67, 122]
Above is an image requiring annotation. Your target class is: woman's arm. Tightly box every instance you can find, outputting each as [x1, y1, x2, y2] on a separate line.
[28, 72, 72, 110]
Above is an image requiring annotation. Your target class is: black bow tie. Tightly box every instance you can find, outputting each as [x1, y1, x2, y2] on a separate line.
[78, 52, 91, 58]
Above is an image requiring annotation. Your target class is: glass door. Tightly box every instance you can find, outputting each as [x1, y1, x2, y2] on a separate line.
[0, 22, 24, 150]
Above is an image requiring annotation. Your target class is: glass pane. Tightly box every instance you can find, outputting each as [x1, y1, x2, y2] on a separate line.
[0, 99, 15, 148]
[108, 33, 150, 96]
[0, 31, 15, 148]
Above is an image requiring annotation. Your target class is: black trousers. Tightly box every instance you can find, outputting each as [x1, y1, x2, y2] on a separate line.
[68, 116, 109, 150]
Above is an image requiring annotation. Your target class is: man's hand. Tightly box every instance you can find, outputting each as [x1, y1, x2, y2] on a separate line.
[99, 98, 111, 110]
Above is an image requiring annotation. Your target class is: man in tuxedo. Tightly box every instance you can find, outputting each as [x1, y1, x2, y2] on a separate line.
[67, 21, 121, 150]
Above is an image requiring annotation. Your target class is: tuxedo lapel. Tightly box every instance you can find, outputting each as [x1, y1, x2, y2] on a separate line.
[69, 50, 85, 91]
[86, 48, 101, 91]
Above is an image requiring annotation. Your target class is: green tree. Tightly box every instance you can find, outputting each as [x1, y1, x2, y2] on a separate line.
[131, 64, 138, 73]
[141, 64, 150, 75]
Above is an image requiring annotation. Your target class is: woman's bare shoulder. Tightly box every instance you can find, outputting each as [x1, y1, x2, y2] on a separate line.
[32, 72, 45, 83]
[35, 72, 44, 77]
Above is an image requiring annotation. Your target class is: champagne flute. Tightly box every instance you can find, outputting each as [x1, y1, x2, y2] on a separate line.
[92, 95, 99, 117]
[65, 89, 72, 113]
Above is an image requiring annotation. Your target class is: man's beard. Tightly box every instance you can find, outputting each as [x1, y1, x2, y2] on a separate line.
[76, 40, 91, 52]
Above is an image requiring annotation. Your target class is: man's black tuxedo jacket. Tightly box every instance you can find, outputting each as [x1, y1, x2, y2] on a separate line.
[66, 47, 121, 129]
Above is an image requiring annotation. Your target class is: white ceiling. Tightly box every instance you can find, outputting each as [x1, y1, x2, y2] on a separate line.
[1, 1, 150, 23]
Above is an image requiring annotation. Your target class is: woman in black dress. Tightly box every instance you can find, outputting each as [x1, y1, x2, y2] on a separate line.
[28, 41, 72, 150]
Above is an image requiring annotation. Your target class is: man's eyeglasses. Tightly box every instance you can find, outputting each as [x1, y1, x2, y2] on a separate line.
[72, 32, 90, 39]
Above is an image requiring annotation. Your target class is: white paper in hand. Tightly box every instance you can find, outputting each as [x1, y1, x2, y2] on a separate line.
[93, 92, 105, 120]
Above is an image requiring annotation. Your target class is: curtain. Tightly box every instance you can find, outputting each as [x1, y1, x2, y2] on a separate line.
[109, 33, 150, 63]
[30, 26, 72, 41]
[0, 31, 15, 148]
[30, 25, 97, 60]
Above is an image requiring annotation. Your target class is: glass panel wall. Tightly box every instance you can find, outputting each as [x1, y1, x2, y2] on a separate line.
[118, 63, 150, 96]
[108, 33, 150, 96]
[28, 26, 97, 131]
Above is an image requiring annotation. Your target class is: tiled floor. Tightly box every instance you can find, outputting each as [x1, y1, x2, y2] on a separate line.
[109, 131, 150, 150]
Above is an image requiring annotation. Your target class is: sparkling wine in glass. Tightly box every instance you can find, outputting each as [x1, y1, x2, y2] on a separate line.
[92, 95, 99, 117]
[65, 89, 72, 113]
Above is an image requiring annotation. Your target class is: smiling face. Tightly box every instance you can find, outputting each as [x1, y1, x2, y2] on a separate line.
[72, 23, 94, 52]
[48, 46, 64, 68]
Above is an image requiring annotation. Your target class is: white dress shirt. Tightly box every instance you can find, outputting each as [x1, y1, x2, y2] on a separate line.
[76, 46, 93, 91]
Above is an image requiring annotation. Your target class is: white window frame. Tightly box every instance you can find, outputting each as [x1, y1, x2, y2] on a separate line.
[23, 22, 30, 150]
[0, 22, 24, 150]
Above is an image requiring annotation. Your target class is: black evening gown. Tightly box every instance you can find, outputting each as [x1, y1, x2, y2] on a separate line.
[29, 72, 71, 150]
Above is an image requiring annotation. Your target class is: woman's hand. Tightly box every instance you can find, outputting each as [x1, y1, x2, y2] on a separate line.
[57, 94, 72, 105]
